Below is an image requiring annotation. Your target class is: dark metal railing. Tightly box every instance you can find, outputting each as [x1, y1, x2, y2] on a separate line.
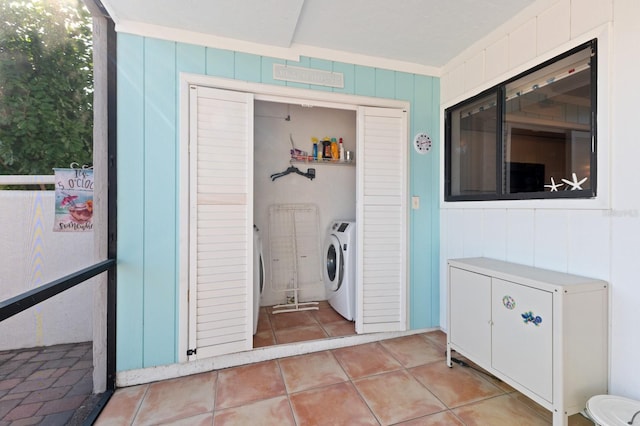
[0, 257, 117, 426]
[0, 259, 115, 322]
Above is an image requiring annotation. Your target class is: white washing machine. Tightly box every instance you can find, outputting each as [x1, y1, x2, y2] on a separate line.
[324, 220, 356, 321]
[253, 225, 265, 335]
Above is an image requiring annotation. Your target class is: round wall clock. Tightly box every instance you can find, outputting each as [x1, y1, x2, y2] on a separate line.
[413, 132, 432, 154]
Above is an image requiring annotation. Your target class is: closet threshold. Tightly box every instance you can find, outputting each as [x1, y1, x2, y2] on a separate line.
[272, 300, 319, 314]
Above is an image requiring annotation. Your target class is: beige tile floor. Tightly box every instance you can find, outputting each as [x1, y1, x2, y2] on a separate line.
[253, 301, 356, 348]
[96, 325, 595, 425]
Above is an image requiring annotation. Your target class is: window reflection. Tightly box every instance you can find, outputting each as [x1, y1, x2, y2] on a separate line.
[504, 51, 592, 194]
[449, 95, 497, 197]
[445, 40, 595, 201]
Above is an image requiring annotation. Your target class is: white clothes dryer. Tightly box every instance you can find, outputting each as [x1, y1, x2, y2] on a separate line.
[324, 220, 356, 321]
[253, 225, 265, 335]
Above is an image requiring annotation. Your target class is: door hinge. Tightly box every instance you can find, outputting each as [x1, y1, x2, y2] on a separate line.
[187, 348, 197, 356]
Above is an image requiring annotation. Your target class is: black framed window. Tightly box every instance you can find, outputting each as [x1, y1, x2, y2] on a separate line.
[445, 39, 597, 201]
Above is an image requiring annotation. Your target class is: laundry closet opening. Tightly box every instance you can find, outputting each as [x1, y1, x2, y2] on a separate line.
[181, 76, 409, 361]
[253, 100, 358, 348]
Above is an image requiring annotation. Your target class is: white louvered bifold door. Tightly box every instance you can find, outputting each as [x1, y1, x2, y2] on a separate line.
[188, 86, 254, 359]
[356, 106, 408, 334]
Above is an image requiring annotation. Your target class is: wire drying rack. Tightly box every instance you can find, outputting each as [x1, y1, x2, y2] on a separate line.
[268, 203, 322, 314]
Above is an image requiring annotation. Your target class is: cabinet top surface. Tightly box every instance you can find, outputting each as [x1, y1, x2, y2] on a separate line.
[448, 257, 608, 291]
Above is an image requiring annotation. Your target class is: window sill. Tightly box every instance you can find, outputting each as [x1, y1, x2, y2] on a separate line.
[439, 195, 609, 211]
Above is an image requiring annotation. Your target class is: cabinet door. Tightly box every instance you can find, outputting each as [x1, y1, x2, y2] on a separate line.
[188, 86, 254, 359]
[491, 278, 552, 402]
[449, 267, 491, 366]
[356, 107, 408, 333]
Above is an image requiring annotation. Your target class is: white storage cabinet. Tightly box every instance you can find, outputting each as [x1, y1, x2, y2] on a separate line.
[447, 257, 608, 426]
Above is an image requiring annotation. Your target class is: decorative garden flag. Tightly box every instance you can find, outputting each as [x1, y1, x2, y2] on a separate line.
[54, 168, 94, 232]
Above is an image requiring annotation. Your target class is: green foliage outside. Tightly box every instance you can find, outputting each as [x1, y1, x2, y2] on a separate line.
[0, 0, 93, 176]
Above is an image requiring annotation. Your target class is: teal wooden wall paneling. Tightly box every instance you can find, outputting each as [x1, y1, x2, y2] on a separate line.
[354, 65, 375, 97]
[206, 48, 234, 78]
[429, 78, 441, 327]
[142, 38, 178, 367]
[175, 44, 206, 355]
[116, 35, 441, 371]
[375, 68, 395, 99]
[116, 34, 146, 371]
[409, 74, 435, 329]
[332, 62, 356, 94]
[395, 72, 429, 329]
[260, 57, 286, 86]
[394, 73, 414, 105]
[234, 52, 262, 83]
[177, 44, 206, 76]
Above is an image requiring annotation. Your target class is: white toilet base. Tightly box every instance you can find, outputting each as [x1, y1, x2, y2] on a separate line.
[586, 395, 640, 426]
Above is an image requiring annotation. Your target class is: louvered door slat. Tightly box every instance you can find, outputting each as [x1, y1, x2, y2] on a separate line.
[357, 107, 407, 333]
[188, 86, 253, 359]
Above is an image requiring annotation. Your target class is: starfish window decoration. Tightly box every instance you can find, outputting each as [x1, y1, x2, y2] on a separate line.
[561, 173, 588, 190]
[544, 177, 563, 192]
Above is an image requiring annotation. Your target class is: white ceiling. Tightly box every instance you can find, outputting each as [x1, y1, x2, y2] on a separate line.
[100, 0, 535, 70]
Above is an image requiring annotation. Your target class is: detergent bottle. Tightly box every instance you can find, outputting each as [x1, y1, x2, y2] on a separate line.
[331, 137, 339, 160]
[322, 137, 332, 159]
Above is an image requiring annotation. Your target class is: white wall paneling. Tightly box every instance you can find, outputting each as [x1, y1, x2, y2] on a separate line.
[571, 0, 613, 39]
[484, 37, 509, 85]
[609, 0, 640, 397]
[508, 17, 537, 69]
[533, 210, 568, 271]
[463, 51, 485, 94]
[444, 209, 465, 261]
[506, 209, 535, 265]
[481, 209, 508, 260]
[440, 0, 640, 399]
[442, 64, 466, 105]
[610, 216, 640, 397]
[537, 0, 570, 55]
[461, 209, 483, 258]
[567, 210, 610, 280]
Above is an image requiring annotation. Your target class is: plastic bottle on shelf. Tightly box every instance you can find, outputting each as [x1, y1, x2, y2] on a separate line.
[311, 137, 318, 161]
[322, 137, 332, 159]
[330, 137, 339, 160]
[339, 138, 345, 162]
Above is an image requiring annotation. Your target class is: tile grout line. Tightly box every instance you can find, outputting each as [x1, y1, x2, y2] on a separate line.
[128, 383, 151, 425]
[275, 358, 300, 425]
[378, 339, 455, 424]
[361, 338, 474, 425]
